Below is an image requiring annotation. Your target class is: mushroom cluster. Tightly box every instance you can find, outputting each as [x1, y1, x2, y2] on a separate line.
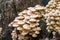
[46, 0, 60, 13]
[44, 0, 60, 33]
[9, 5, 45, 39]
[8, 0, 60, 39]
[11, 28, 17, 40]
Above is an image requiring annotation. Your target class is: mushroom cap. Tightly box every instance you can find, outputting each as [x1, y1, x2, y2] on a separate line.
[12, 23, 19, 27]
[23, 19, 30, 24]
[29, 19, 36, 22]
[15, 16, 24, 20]
[8, 22, 14, 26]
[35, 31, 40, 34]
[23, 24, 31, 30]
[36, 27, 41, 31]
[55, 17, 60, 20]
[50, 16, 55, 20]
[30, 14, 41, 18]
[14, 19, 20, 22]
[22, 10, 27, 14]
[50, 21, 55, 24]
[28, 7, 36, 12]
[21, 31, 28, 36]
[55, 27, 60, 30]
[18, 12, 23, 16]
[32, 27, 41, 31]
[17, 20, 25, 25]
[30, 24, 36, 28]
[27, 10, 33, 15]
[56, 21, 60, 25]
[30, 23, 39, 28]
[24, 15, 30, 20]
[35, 5, 41, 8]
[17, 27, 23, 30]
[32, 34, 37, 37]
[35, 6, 45, 10]
[49, 26, 54, 29]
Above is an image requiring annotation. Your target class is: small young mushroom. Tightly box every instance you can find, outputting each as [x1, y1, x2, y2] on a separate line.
[35, 31, 40, 34]
[32, 34, 37, 37]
